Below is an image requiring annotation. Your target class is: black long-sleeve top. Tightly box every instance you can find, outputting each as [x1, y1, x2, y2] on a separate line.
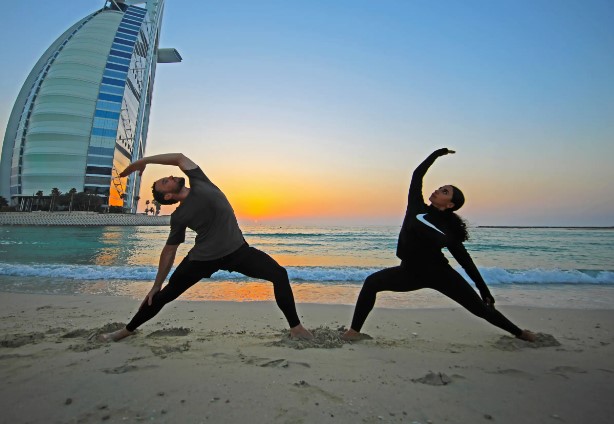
[396, 149, 492, 298]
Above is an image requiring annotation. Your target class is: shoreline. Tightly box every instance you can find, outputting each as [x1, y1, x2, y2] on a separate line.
[478, 225, 614, 230]
[2, 275, 614, 310]
[1, 291, 613, 423]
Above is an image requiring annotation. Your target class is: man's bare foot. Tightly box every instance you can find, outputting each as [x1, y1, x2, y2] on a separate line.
[341, 328, 363, 341]
[96, 327, 134, 343]
[289, 324, 313, 340]
[517, 329, 537, 342]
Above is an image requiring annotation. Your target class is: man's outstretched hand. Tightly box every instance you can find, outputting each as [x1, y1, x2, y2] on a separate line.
[119, 161, 146, 177]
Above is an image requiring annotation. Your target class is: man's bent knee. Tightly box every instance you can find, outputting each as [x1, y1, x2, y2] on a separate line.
[271, 266, 290, 285]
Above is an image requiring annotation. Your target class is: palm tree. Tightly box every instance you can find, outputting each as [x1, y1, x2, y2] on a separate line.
[152, 200, 161, 216]
[50, 188, 61, 212]
[145, 199, 150, 215]
[119, 193, 127, 213]
[35, 191, 43, 211]
[68, 188, 77, 212]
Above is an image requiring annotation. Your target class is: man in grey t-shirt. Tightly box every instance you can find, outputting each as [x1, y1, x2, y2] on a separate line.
[99, 153, 313, 342]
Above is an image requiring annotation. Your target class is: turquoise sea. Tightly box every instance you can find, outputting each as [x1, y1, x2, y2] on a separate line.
[1, 224, 613, 308]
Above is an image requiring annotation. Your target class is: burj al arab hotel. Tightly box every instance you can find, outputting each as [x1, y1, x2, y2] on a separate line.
[0, 0, 181, 212]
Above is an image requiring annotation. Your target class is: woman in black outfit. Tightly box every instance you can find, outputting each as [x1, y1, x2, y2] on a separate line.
[342, 148, 536, 342]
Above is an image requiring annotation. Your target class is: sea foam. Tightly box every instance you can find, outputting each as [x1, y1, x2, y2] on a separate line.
[1, 263, 612, 285]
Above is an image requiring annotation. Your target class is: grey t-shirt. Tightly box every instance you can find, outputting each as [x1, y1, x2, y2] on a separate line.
[166, 167, 245, 261]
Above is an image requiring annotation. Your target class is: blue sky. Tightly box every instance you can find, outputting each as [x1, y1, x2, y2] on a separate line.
[1, 0, 613, 225]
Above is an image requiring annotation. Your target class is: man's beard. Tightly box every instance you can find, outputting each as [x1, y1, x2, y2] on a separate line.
[174, 177, 186, 193]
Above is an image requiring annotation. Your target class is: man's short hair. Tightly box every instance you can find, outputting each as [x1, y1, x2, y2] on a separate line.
[151, 181, 178, 205]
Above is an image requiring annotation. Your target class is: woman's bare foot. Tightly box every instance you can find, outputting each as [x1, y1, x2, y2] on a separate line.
[517, 329, 537, 342]
[341, 328, 373, 341]
[96, 327, 134, 343]
[289, 324, 313, 340]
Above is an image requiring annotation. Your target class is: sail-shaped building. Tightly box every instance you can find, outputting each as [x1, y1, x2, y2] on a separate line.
[0, 0, 180, 212]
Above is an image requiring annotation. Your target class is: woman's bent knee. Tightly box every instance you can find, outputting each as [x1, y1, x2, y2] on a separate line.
[364, 273, 380, 288]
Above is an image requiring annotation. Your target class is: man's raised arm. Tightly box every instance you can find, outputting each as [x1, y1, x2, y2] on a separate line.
[120, 153, 198, 177]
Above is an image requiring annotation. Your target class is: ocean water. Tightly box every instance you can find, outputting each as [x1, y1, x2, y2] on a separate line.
[1, 224, 613, 308]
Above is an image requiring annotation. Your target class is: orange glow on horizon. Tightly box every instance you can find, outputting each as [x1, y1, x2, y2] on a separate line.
[228, 186, 403, 222]
[138, 168, 408, 221]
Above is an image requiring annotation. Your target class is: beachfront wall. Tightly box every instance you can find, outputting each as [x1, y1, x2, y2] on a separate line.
[0, 211, 169, 227]
[0, 0, 181, 213]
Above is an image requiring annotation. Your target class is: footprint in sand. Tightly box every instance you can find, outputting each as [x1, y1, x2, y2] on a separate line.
[103, 364, 158, 374]
[68, 343, 103, 353]
[150, 341, 191, 357]
[269, 326, 348, 350]
[62, 329, 92, 339]
[549, 366, 588, 378]
[35, 305, 54, 311]
[0, 332, 45, 348]
[103, 365, 139, 374]
[292, 380, 344, 403]
[140, 328, 193, 357]
[208, 352, 311, 369]
[46, 327, 68, 335]
[209, 352, 236, 363]
[242, 355, 311, 369]
[487, 368, 534, 380]
[0, 353, 34, 361]
[493, 332, 561, 351]
[146, 327, 191, 338]
[412, 371, 453, 386]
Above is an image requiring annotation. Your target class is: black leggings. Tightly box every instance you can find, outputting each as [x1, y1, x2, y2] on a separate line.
[350, 264, 522, 337]
[126, 244, 300, 331]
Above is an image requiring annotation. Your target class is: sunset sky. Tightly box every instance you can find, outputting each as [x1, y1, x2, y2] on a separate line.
[1, 1, 613, 226]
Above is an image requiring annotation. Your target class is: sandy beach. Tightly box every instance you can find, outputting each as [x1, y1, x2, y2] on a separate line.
[1, 292, 613, 424]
